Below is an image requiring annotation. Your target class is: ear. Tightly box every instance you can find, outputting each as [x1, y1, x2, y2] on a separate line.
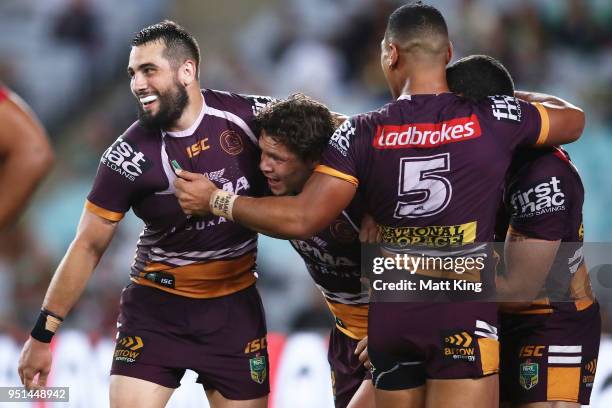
[446, 41, 453, 65]
[388, 43, 400, 69]
[178, 59, 197, 86]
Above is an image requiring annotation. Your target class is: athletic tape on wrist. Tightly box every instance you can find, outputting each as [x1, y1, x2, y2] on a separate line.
[210, 190, 237, 221]
[30, 309, 64, 343]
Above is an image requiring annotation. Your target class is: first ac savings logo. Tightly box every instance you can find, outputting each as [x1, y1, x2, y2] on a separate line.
[101, 138, 151, 181]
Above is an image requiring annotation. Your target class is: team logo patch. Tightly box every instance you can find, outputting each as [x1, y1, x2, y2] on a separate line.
[519, 360, 539, 390]
[441, 330, 476, 362]
[249, 356, 267, 384]
[101, 138, 151, 181]
[330, 219, 357, 244]
[220, 130, 243, 155]
[114, 334, 144, 363]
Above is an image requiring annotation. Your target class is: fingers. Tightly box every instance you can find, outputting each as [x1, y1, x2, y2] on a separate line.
[174, 168, 200, 180]
[354, 337, 367, 355]
[22, 369, 35, 391]
[37, 369, 49, 388]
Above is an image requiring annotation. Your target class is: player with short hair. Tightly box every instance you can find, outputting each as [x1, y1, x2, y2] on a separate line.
[448, 54, 600, 408]
[172, 3, 585, 407]
[18, 20, 274, 408]
[254, 94, 374, 408]
[0, 86, 54, 230]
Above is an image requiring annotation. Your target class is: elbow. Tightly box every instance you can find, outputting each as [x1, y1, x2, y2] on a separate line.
[27, 142, 55, 179]
[569, 108, 585, 142]
[286, 212, 319, 240]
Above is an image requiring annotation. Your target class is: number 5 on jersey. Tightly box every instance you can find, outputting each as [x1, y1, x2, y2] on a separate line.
[395, 153, 452, 218]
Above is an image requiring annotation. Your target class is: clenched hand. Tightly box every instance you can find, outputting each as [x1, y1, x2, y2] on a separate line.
[173, 169, 217, 216]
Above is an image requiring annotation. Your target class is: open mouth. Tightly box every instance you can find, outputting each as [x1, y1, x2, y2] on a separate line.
[139, 95, 158, 107]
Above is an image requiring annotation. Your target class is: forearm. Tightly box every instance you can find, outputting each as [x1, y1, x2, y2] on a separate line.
[232, 194, 316, 239]
[514, 91, 578, 109]
[42, 239, 103, 317]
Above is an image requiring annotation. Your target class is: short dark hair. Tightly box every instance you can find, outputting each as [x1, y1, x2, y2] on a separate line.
[255, 94, 335, 163]
[447, 55, 515, 101]
[132, 20, 200, 78]
[385, 2, 448, 49]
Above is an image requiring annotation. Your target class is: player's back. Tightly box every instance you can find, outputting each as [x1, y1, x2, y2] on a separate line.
[318, 93, 547, 295]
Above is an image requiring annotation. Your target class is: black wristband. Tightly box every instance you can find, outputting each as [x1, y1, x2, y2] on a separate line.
[30, 309, 64, 343]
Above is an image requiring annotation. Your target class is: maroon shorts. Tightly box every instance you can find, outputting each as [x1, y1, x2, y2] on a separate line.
[110, 283, 269, 400]
[368, 302, 499, 390]
[500, 302, 601, 405]
[328, 326, 371, 408]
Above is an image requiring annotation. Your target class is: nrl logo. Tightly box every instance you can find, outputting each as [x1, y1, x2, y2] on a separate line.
[249, 356, 267, 384]
[520, 360, 539, 390]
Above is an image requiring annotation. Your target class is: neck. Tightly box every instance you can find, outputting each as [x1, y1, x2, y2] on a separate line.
[396, 59, 449, 98]
[166, 87, 204, 132]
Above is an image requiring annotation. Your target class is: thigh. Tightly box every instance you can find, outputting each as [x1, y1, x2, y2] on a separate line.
[425, 375, 499, 408]
[194, 285, 270, 401]
[205, 389, 267, 408]
[328, 327, 372, 408]
[110, 375, 175, 408]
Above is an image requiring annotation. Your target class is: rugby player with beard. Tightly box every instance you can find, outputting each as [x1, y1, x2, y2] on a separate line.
[18, 20, 274, 408]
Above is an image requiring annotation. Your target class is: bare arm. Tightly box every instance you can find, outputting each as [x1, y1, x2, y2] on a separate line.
[42, 209, 119, 315]
[497, 227, 560, 310]
[233, 173, 357, 239]
[18, 209, 119, 389]
[174, 170, 357, 239]
[0, 91, 54, 229]
[515, 90, 585, 145]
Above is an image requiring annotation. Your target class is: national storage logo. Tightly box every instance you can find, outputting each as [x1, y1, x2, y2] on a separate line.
[379, 221, 477, 247]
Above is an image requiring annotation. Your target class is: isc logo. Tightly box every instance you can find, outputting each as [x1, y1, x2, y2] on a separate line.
[102, 138, 150, 181]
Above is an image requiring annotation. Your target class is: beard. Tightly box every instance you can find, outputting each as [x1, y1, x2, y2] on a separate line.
[137, 79, 189, 130]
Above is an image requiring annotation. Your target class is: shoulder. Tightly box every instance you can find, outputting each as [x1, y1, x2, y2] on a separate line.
[203, 89, 276, 117]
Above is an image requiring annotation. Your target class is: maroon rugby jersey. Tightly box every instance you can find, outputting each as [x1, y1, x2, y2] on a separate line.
[316, 93, 549, 288]
[503, 147, 594, 313]
[86, 89, 274, 298]
[290, 198, 368, 339]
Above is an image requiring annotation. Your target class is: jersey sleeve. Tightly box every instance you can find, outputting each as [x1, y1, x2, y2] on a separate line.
[235, 93, 277, 132]
[315, 117, 362, 186]
[86, 136, 142, 221]
[486, 95, 549, 148]
[505, 160, 575, 241]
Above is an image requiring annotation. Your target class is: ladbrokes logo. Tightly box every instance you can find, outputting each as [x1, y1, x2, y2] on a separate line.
[102, 138, 151, 181]
[510, 177, 565, 218]
[380, 221, 477, 247]
[373, 115, 481, 149]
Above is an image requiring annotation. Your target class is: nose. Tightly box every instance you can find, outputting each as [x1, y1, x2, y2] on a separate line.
[259, 155, 272, 174]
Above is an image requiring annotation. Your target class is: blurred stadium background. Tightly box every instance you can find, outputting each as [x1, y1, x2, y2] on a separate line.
[0, 0, 611, 406]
